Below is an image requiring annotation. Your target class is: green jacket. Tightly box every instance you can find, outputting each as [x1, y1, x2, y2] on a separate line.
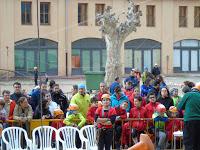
[63, 113, 86, 127]
[152, 112, 168, 131]
[178, 89, 200, 121]
[70, 93, 90, 118]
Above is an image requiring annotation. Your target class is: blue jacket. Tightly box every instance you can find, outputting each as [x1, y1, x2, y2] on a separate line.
[160, 82, 167, 90]
[30, 89, 40, 112]
[124, 76, 139, 88]
[110, 81, 120, 95]
[110, 93, 130, 112]
[141, 85, 153, 97]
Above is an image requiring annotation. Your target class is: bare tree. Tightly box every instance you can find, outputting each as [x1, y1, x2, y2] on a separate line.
[97, 0, 142, 86]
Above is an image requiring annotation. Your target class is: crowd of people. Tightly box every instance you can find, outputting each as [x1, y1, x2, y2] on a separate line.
[0, 64, 198, 150]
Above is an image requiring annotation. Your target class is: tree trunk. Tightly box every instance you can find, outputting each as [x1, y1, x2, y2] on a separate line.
[104, 35, 123, 86]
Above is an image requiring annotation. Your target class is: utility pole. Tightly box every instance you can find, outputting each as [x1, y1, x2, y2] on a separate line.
[6, 46, 9, 80]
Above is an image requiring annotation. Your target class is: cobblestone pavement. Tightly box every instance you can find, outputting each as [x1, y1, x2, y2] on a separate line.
[0, 75, 199, 96]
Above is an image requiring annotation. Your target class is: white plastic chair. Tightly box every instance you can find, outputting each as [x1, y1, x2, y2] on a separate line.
[173, 130, 183, 150]
[32, 126, 57, 150]
[57, 126, 82, 150]
[1, 127, 32, 150]
[79, 125, 97, 150]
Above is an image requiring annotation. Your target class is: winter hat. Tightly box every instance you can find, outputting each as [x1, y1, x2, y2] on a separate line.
[53, 108, 64, 117]
[68, 104, 79, 111]
[78, 83, 86, 89]
[156, 104, 166, 113]
[169, 106, 178, 113]
[193, 82, 200, 91]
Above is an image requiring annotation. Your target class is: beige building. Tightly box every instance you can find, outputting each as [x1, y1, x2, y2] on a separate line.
[0, 0, 200, 77]
[0, 0, 66, 76]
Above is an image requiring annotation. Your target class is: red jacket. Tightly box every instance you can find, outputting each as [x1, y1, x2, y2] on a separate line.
[124, 89, 134, 104]
[51, 121, 65, 141]
[87, 106, 98, 124]
[166, 119, 183, 141]
[129, 107, 146, 131]
[130, 94, 146, 108]
[97, 91, 109, 101]
[8, 100, 16, 120]
[95, 107, 116, 129]
[145, 102, 160, 118]
[115, 106, 127, 124]
[122, 122, 131, 145]
[115, 106, 127, 119]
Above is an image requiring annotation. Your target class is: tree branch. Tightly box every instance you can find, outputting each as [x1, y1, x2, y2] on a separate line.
[97, 6, 119, 37]
[117, 0, 142, 41]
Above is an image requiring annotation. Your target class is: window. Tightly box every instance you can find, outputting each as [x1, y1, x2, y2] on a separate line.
[40, 2, 50, 25]
[179, 6, 187, 27]
[146, 5, 155, 27]
[194, 7, 200, 27]
[173, 49, 180, 67]
[95, 4, 105, 26]
[78, 3, 88, 26]
[15, 50, 25, 69]
[21, 2, 32, 25]
[72, 50, 80, 68]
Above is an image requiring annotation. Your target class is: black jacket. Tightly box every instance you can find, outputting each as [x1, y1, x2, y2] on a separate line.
[51, 90, 69, 112]
[33, 106, 52, 119]
[157, 96, 174, 110]
[151, 67, 160, 77]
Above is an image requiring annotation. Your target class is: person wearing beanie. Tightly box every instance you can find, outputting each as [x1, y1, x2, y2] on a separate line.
[165, 106, 182, 149]
[95, 94, 116, 150]
[51, 108, 65, 145]
[178, 82, 200, 150]
[170, 88, 181, 107]
[152, 104, 168, 150]
[63, 104, 86, 129]
[70, 83, 90, 118]
[64, 104, 86, 149]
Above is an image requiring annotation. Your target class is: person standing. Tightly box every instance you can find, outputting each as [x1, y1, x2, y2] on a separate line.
[178, 82, 200, 150]
[151, 64, 161, 78]
[33, 67, 38, 86]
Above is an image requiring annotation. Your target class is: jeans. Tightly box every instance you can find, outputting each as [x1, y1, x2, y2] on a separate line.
[156, 131, 166, 150]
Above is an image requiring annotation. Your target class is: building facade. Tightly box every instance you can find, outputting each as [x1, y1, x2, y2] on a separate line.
[0, 0, 200, 77]
[0, 0, 66, 76]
